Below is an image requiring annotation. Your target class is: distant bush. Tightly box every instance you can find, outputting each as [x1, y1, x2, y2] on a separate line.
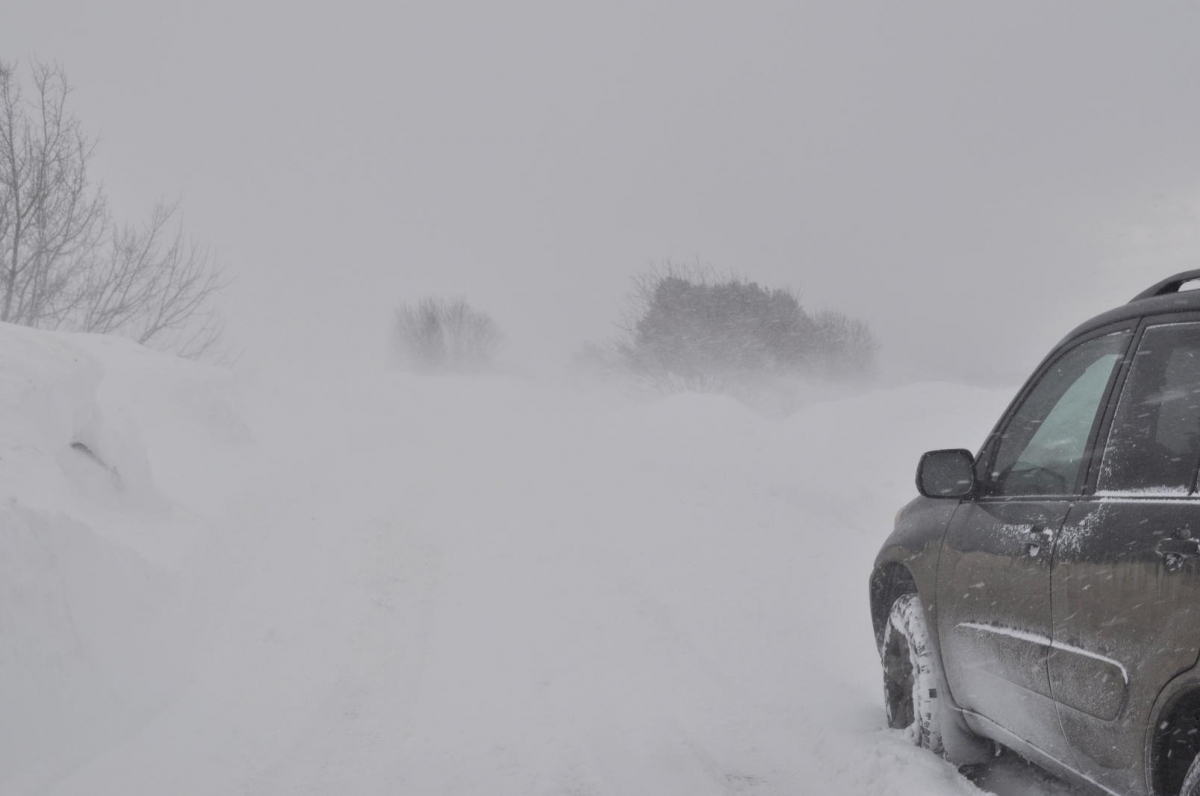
[611, 264, 875, 391]
[810, 309, 878, 378]
[393, 297, 501, 372]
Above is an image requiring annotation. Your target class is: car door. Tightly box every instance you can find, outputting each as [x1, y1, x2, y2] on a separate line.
[1051, 319, 1200, 795]
[937, 328, 1132, 766]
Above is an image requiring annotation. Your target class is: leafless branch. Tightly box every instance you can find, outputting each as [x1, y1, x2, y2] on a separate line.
[0, 59, 226, 358]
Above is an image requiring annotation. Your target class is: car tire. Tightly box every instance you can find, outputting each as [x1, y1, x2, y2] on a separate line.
[882, 592, 944, 754]
[1182, 753, 1200, 796]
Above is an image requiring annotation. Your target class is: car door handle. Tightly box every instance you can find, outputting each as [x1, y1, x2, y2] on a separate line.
[1026, 525, 1053, 558]
[1156, 538, 1200, 571]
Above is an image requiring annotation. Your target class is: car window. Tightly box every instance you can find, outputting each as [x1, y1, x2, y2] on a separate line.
[986, 332, 1130, 497]
[1097, 323, 1200, 495]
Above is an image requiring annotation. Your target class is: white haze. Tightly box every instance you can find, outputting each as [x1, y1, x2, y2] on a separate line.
[5, 1, 1200, 378]
[1, 4, 1198, 796]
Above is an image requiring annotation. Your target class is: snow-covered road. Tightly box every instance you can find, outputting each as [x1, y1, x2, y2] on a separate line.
[0, 328, 1089, 795]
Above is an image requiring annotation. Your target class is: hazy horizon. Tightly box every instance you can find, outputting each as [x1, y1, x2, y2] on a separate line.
[5, 1, 1200, 384]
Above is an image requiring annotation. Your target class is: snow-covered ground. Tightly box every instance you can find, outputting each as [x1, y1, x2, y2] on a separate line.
[0, 323, 1086, 795]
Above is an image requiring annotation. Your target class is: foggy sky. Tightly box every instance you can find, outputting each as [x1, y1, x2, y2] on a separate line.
[5, 1, 1200, 382]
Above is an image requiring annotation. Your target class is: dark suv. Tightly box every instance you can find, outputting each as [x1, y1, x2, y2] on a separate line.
[870, 271, 1200, 796]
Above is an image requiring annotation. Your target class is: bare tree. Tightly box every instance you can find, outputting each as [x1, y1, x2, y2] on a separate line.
[0, 60, 106, 327]
[393, 297, 502, 372]
[0, 59, 225, 357]
[81, 202, 226, 357]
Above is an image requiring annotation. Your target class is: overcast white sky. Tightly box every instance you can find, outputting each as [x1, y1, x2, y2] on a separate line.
[4, 1, 1200, 381]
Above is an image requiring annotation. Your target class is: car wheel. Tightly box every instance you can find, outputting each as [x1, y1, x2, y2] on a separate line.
[1181, 753, 1200, 795]
[882, 592, 944, 754]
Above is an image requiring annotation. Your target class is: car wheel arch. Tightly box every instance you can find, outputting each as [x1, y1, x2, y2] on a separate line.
[870, 560, 994, 766]
[870, 562, 919, 653]
[1147, 671, 1200, 795]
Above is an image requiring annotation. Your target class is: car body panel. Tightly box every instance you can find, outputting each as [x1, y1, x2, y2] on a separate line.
[872, 497, 959, 648]
[1052, 497, 1200, 793]
[936, 498, 1075, 763]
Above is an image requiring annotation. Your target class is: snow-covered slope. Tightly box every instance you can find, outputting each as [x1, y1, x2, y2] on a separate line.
[0, 325, 249, 794]
[0, 323, 1080, 795]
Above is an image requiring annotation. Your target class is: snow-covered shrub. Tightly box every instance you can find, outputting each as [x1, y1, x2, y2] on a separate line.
[610, 265, 876, 392]
[392, 297, 502, 372]
[810, 309, 879, 379]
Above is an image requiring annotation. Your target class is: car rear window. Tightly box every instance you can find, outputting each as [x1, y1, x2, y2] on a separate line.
[1098, 323, 1200, 495]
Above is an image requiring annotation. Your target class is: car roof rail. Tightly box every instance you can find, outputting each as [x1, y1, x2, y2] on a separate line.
[1131, 270, 1200, 302]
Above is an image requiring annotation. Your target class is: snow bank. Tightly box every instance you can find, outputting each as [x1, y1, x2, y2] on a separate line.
[2, 327, 1075, 796]
[0, 323, 247, 794]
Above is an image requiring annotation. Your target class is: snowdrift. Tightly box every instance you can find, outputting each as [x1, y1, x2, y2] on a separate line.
[3, 322, 1076, 795]
[0, 323, 247, 794]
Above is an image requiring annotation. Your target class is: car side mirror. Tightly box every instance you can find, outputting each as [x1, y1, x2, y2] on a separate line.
[917, 449, 976, 498]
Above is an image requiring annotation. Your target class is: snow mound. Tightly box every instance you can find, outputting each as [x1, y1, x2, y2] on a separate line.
[0, 322, 246, 794]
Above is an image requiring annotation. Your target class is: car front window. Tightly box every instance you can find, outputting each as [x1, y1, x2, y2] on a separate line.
[986, 332, 1131, 497]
